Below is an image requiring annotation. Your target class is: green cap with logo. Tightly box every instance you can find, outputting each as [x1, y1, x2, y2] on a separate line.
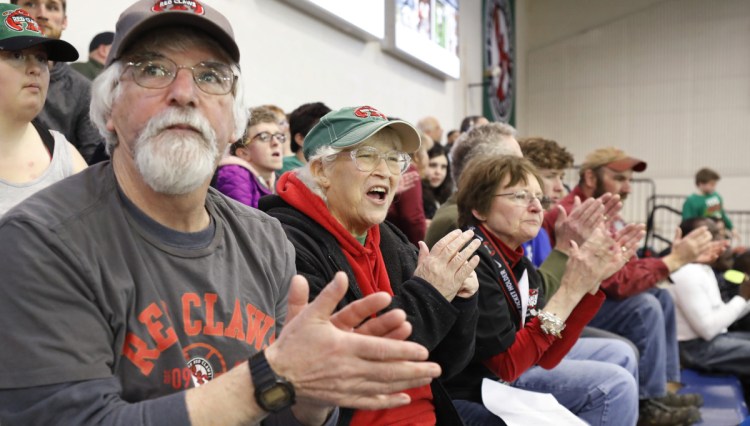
[303, 106, 422, 160]
[0, 4, 78, 62]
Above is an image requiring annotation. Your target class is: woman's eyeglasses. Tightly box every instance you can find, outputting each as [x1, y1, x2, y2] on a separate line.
[495, 190, 552, 210]
[345, 146, 411, 175]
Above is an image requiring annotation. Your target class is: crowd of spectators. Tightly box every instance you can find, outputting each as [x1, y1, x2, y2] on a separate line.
[0, 1, 747, 425]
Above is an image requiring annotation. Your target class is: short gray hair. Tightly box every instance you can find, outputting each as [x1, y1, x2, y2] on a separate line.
[450, 122, 518, 185]
[295, 145, 339, 202]
[89, 27, 248, 154]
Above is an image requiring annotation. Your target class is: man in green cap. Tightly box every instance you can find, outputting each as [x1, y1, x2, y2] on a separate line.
[11, 0, 104, 162]
[0, 3, 87, 216]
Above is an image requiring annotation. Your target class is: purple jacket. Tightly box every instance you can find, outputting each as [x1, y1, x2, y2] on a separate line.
[214, 156, 274, 208]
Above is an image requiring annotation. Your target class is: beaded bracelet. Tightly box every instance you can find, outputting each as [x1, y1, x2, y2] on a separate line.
[537, 310, 566, 338]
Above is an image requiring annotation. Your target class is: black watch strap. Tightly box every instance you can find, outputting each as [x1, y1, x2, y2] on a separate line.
[249, 350, 295, 413]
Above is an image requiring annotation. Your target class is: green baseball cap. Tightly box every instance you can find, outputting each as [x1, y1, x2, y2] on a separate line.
[0, 5, 78, 62]
[303, 106, 421, 160]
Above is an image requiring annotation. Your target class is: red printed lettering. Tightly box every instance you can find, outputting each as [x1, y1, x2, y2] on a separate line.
[139, 303, 178, 352]
[182, 293, 202, 336]
[245, 304, 274, 351]
[203, 293, 224, 336]
[123, 332, 160, 376]
[223, 299, 246, 340]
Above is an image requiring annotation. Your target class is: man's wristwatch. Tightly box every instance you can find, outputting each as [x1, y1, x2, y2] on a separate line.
[248, 350, 296, 413]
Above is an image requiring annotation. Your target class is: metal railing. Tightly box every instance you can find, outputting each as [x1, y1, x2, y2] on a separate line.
[643, 195, 750, 254]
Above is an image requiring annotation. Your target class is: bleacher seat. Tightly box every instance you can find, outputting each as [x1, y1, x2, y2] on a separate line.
[679, 368, 748, 425]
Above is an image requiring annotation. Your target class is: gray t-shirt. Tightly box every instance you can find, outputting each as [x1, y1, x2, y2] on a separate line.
[0, 163, 295, 418]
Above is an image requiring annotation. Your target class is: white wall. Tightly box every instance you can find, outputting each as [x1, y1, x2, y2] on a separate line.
[61, 0, 485, 136]
[518, 0, 750, 211]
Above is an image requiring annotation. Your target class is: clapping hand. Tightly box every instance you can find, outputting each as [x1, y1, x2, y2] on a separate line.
[267, 273, 441, 413]
[414, 230, 481, 301]
[553, 194, 621, 255]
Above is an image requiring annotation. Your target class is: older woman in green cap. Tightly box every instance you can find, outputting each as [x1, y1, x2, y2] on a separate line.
[260, 105, 481, 425]
[0, 4, 86, 216]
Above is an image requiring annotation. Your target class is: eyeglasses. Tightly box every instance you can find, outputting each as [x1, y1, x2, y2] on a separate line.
[124, 56, 237, 95]
[346, 146, 411, 175]
[249, 132, 286, 144]
[495, 190, 551, 210]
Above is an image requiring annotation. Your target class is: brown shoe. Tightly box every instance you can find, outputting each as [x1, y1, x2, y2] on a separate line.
[654, 391, 704, 408]
[638, 399, 702, 426]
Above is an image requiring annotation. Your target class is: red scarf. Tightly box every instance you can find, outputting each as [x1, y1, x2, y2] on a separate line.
[277, 173, 435, 425]
[481, 224, 525, 267]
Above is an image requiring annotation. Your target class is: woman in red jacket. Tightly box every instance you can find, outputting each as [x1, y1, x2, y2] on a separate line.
[446, 155, 642, 426]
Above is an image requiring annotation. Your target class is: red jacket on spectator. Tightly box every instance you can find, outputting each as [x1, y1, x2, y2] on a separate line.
[387, 164, 427, 246]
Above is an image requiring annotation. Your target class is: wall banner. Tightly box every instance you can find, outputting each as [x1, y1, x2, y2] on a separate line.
[482, 0, 515, 125]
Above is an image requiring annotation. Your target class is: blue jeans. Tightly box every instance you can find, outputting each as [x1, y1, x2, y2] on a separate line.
[588, 287, 680, 399]
[511, 338, 639, 426]
[680, 331, 750, 377]
[452, 400, 507, 426]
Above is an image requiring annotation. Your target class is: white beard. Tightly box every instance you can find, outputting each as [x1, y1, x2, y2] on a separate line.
[134, 108, 219, 195]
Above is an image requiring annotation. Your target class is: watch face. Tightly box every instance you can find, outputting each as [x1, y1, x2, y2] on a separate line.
[260, 383, 294, 410]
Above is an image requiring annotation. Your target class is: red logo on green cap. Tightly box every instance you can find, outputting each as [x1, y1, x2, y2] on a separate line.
[354, 106, 387, 120]
[3, 8, 41, 33]
[151, 0, 205, 15]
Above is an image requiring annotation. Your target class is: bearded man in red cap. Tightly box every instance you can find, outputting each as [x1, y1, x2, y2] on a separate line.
[543, 147, 725, 424]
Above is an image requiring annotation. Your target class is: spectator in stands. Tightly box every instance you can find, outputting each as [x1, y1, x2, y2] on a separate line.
[71, 31, 113, 80]
[427, 130, 640, 426]
[417, 115, 444, 144]
[670, 217, 749, 401]
[682, 167, 736, 240]
[387, 128, 430, 245]
[11, 0, 105, 163]
[543, 147, 724, 423]
[459, 115, 489, 133]
[0, 4, 86, 216]
[422, 144, 453, 223]
[729, 251, 750, 332]
[519, 137, 574, 208]
[214, 106, 283, 208]
[518, 137, 575, 267]
[445, 129, 460, 148]
[426, 123, 521, 248]
[430, 126, 639, 311]
[261, 105, 481, 424]
[518, 137, 648, 356]
[447, 155, 640, 426]
[278, 101, 331, 176]
[262, 104, 292, 158]
[0, 2, 444, 424]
